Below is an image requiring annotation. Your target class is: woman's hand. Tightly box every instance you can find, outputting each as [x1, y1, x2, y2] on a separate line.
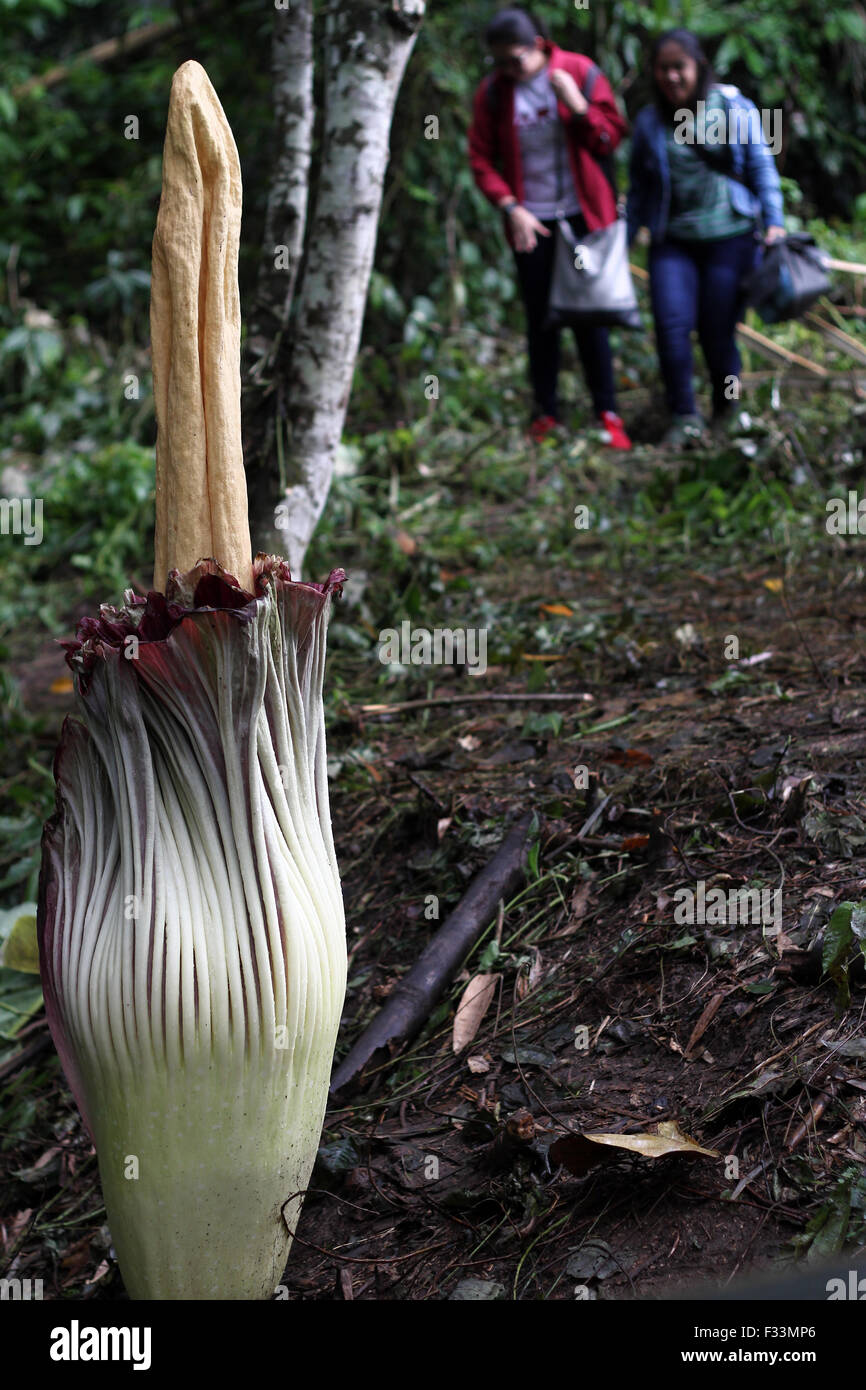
[509, 206, 552, 253]
[764, 225, 786, 245]
[549, 68, 587, 115]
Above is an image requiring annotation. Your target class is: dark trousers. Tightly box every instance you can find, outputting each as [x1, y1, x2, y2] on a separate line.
[649, 232, 761, 417]
[512, 214, 617, 420]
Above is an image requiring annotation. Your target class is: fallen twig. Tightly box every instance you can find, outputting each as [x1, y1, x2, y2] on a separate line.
[329, 813, 532, 1093]
[357, 692, 594, 715]
[785, 1085, 835, 1152]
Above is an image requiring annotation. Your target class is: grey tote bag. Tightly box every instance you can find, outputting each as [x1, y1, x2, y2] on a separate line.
[546, 217, 641, 330]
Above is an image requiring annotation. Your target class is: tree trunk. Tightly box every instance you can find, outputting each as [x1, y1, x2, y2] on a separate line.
[251, 0, 425, 576]
[249, 0, 314, 356]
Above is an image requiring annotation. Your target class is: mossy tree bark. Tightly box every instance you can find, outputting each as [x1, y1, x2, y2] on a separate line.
[246, 0, 425, 576]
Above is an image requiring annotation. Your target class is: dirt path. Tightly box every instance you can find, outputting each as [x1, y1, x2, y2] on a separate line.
[288, 544, 866, 1300]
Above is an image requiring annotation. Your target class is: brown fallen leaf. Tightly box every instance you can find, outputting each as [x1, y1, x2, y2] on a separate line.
[602, 747, 653, 766]
[1, 1207, 33, 1254]
[684, 991, 726, 1060]
[583, 1121, 720, 1160]
[620, 834, 650, 852]
[551, 1121, 719, 1175]
[638, 689, 698, 712]
[61, 1234, 98, 1285]
[552, 880, 593, 939]
[452, 973, 498, 1052]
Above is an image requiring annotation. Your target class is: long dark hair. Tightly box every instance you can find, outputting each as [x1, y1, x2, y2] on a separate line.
[651, 28, 715, 112]
[484, 7, 550, 48]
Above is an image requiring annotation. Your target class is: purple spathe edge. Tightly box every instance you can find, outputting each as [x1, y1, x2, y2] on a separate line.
[60, 555, 346, 690]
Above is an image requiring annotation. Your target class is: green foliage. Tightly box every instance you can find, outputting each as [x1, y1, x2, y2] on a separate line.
[822, 901, 866, 1011]
[791, 1166, 866, 1260]
[0, 1, 272, 328]
[0, 301, 156, 637]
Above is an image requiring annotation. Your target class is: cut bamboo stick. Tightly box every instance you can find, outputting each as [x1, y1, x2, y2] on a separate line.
[822, 257, 866, 276]
[736, 322, 827, 375]
[804, 312, 866, 366]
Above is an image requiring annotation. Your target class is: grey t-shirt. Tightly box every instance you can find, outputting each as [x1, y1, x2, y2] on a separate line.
[513, 64, 581, 220]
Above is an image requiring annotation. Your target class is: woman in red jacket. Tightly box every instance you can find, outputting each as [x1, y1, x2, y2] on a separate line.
[468, 8, 631, 448]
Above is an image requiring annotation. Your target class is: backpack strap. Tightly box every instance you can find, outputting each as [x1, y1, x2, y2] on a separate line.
[688, 90, 750, 186]
[581, 61, 600, 102]
[577, 60, 617, 197]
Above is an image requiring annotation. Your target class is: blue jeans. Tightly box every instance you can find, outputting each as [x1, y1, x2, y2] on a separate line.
[649, 233, 761, 417]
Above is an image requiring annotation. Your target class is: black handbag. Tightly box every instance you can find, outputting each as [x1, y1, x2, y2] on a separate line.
[744, 233, 832, 324]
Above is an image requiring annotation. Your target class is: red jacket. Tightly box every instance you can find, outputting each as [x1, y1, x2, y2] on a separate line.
[467, 42, 626, 241]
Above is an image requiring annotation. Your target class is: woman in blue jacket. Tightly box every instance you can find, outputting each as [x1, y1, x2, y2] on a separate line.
[626, 29, 785, 447]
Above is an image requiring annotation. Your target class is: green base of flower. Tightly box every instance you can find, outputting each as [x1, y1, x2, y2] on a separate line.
[92, 1050, 338, 1300]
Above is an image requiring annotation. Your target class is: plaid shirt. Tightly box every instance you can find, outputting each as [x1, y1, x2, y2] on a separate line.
[627, 85, 784, 245]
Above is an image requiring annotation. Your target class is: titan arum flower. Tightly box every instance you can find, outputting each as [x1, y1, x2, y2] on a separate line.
[37, 62, 347, 1300]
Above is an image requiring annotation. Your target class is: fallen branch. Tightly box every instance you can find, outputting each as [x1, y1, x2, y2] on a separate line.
[329, 813, 532, 1093]
[356, 691, 593, 715]
[785, 1085, 835, 1151]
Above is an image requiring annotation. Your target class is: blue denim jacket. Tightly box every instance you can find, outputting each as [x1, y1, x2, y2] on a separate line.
[626, 85, 785, 245]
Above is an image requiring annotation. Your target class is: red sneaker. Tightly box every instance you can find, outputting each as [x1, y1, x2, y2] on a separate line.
[527, 414, 560, 444]
[598, 410, 632, 450]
